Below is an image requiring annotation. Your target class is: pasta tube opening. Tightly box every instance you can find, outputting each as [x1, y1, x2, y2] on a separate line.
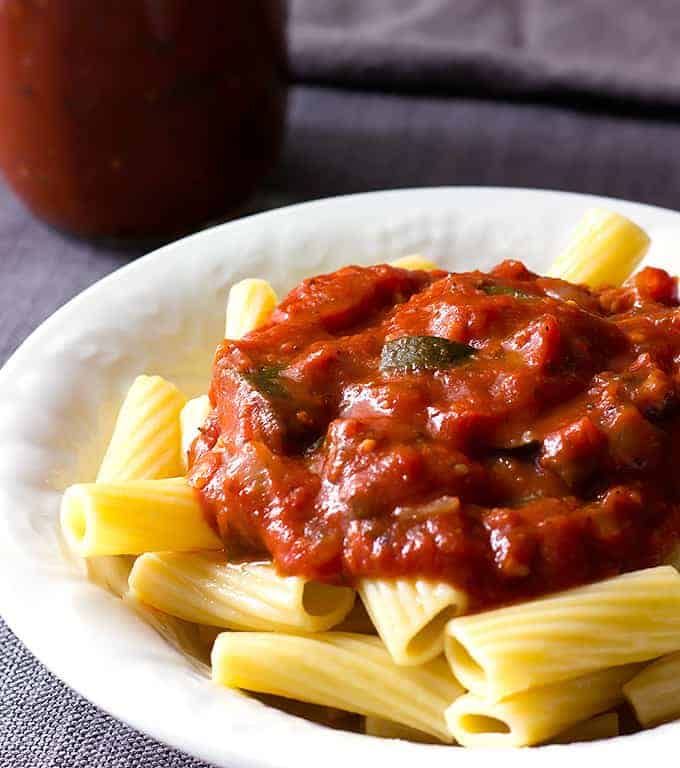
[408, 605, 460, 659]
[445, 664, 638, 747]
[444, 635, 486, 693]
[60, 479, 222, 557]
[446, 664, 639, 747]
[302, 581, 353, 618]
[61, 485, 93, 555]
[459, 714, 511, 736]
[359, 578, 468, 666]
[225, 278, 278, 339]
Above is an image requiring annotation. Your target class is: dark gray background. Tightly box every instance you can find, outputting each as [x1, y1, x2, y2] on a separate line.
[4, 1, 680, 765]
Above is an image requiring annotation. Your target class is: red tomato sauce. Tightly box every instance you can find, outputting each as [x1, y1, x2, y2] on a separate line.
[189, 262, 680, 610]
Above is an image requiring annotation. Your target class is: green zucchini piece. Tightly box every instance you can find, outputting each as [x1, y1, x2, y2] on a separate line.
[380, 336, 474, 373]
[480, 283, 531, 298]
[244, 365, 288, 399]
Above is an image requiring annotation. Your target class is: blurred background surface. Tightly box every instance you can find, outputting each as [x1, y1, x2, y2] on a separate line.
[3, 1, 680, 766]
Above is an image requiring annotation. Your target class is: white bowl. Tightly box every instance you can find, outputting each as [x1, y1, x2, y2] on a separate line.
[1, 188, 678, 768]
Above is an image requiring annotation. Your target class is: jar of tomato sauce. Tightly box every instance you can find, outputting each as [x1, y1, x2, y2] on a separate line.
[0, 0, 287, 240]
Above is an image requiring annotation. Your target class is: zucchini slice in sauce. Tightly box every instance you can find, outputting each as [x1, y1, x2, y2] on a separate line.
[380, 335, 474, 373]
[243, 365, 289, 399]
[480, 283, 531, 298]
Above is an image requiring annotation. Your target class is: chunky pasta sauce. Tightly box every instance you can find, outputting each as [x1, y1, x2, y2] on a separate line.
[189, 262, 680, 609]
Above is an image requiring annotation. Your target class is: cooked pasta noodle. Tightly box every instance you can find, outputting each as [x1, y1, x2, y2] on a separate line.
[623, 650, 680, 727]
[179, 395, 210, 470]
[61, 477, 222, 557]
[129, 552, 355, 633]
[389, 255, 439, 271]
[86, 555, 136, 598]
[358, 578, 467, 666]
[84, 375, 187, 596]
[225, 278, 278, 339]
[552, 712, 619, 744]
[445, 566, 680, 701]
[445, 665, 637, 747]
[97, 375, 186, 483]
[547, 208, 649, 287]
[212, 632, 462, 742]
[122, 592, 214, 670]
[364, 716, 435, 743]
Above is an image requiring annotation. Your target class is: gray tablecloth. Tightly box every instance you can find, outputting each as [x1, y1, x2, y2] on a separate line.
[291, 0, 680, 109]
[6, 2, 680, 766]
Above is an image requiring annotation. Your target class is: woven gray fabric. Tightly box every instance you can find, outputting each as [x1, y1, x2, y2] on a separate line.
[0, 620, 208, 768]
[291, 0, 680, 108]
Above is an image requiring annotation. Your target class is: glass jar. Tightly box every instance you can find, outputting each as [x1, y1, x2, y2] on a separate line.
[0, 0, 287, 240]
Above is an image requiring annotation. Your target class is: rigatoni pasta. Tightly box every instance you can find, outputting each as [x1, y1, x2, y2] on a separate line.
[87, 374, 187, 597]
[552, 712, 620, 744]
[363, 716, 435, 742]
[225, 277, 278, 339]
[547, 207, 650, 287]
[390, 254, 439, 271]
[129, 552, 355, 633]
[97, 375, 186, 483]
[445, 566, 680, 701]
[61, 477, 222, 556]
[85, 554, 136, 598]
[623, 650, 680, 727]
[211, 632, 462, 742]
[179, 395, 210, 470]
[358, 577, 467, 666]
[445, 665, 637, 747]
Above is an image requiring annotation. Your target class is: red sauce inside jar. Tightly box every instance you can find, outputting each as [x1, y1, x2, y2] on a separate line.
[0, 0, 287, 239]
[189, 262, 680, 611]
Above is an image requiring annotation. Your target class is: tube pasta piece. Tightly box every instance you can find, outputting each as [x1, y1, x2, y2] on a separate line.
[445, 566, 680, 701]
[334, 600, 378, 635]
[180, 395, 211, 470]
[445, 664, 637, 747]
[389, 254, 439, 271]
[60, 478, 222, 557]
[86, 555, 136, 598]
[211, 632, 462, 742]
[364, 716, 436, 743]
[547, 208, 650, 287]
[225, 278, 278, 339]
[197, 623, 222, 652]
[129, 552, 355, 633]
[358, 577, 467, 666]
[96, 375, 186, 483]
[122, 592, 214, 670]
[552, 712, 619, 744]
[88, 376, 186, 596]
[623, 650, 680, 727]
